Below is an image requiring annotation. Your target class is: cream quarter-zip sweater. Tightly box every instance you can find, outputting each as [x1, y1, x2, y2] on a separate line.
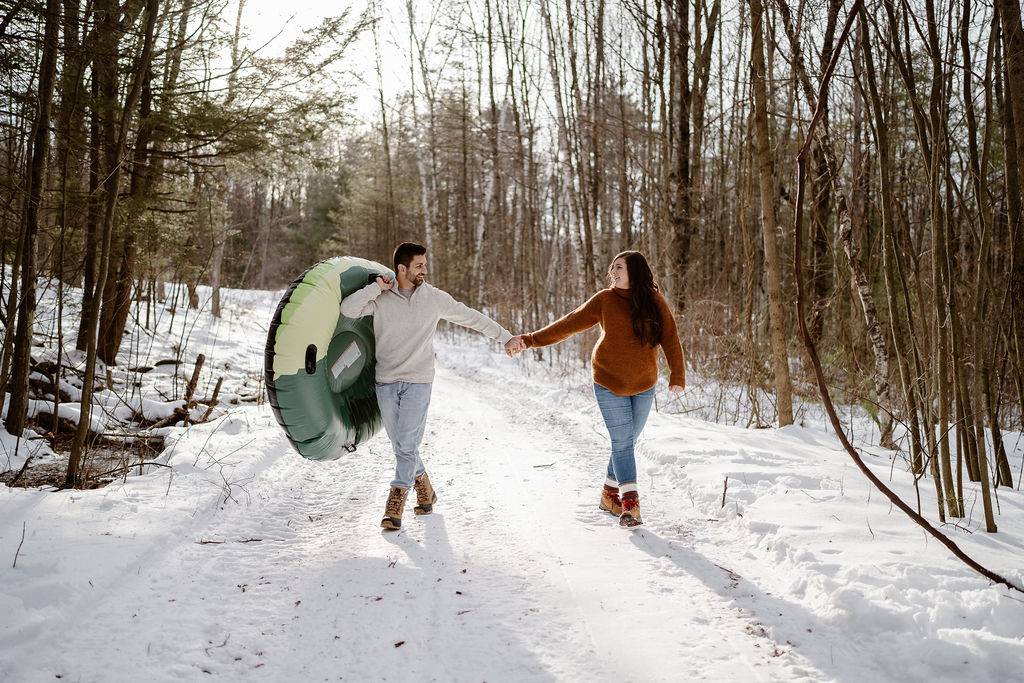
[339, 282, 512, 383]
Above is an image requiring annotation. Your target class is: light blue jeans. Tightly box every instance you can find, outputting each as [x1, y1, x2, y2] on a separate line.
[375, 381, 433, 489]
[593, 383, 655, 486]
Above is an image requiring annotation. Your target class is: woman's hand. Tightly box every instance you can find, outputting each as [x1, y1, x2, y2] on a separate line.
[505, 336, 527, 357]
[668, 384, 684, 394]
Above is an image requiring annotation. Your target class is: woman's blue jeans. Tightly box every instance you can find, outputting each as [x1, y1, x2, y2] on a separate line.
[593, 383, 655, 486]
[375, 381, 433, 489]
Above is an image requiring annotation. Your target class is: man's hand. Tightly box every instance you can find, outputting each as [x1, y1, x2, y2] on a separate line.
[504, 336, 527, 357]
[669, 384, 684, 394]
[374, 274, 394, 292]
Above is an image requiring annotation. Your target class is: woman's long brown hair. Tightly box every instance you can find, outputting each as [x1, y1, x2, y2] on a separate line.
[613, 251, 662, 347]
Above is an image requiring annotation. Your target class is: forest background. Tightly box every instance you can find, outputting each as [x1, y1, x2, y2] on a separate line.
[2, 0, 1024, 538]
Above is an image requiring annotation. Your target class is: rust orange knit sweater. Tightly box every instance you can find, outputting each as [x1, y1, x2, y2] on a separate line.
[522, 287, 685, 396]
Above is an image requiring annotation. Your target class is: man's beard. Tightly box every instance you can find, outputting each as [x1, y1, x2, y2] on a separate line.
[413, 274, 425, 286]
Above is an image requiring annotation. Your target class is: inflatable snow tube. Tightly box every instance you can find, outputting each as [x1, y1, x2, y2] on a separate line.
[264, 256, 393, 461]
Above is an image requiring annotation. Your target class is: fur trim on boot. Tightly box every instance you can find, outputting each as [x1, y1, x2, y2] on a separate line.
[599, 477, 622, 516]
[619, 485, 643, 527]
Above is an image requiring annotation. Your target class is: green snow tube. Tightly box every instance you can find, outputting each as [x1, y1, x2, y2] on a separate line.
[264, 256, 392, 460]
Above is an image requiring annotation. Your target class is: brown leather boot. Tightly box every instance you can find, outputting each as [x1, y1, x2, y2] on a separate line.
[619, 489, 643, 527]
[381, 487, 409, 530]
[599, 479, 622, 516]
[413, 472, 438, 515]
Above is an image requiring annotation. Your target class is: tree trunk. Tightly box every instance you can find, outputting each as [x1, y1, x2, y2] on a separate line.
[806, 0, 840, 346]
[749, 0, 793, 426]
[539, 0, 585, 278]
[76, 68, 101, 352]
[995, 0, 1024, 207]
[667, 0, 692, 312]
[858, 11, 927, 476]
[4, 0, 60, 437]
[472, 0, 505, 303]
[960, 0, 998, 527]
[97, 63, 153, 365]
[994, 0, 1024, 445]
[924, 0, 962, 518]
[563, 0, 597, 288]
[211, 214, 225, 317]
[406, 0, 439, 258]
[51, 0, 86, 435]
[372, 15, 396, 251]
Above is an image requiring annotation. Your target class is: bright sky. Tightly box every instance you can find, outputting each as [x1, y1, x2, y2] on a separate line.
[240, 0, 409, 119]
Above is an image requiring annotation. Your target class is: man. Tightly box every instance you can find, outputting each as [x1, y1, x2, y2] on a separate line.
[340, 242, 523, 530]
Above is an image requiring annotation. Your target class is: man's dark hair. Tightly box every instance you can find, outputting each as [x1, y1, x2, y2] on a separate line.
[393, 242, 427, 272]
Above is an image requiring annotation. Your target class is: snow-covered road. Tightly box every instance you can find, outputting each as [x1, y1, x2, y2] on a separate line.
[3, 364, 810, 682]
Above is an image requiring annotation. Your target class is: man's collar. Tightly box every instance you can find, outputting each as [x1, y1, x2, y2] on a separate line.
[386, 282, 428, 296]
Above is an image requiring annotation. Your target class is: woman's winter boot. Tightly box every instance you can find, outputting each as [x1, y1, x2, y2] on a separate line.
[599, 477, 622, 516]
[619, 486, 643, 527]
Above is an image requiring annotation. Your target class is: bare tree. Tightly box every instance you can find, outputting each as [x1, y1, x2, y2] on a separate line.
[666, 0, 692, 311]
[4, 0, 60, 437]
[777, 0, 895, 447]
[67, 0, 159, 487]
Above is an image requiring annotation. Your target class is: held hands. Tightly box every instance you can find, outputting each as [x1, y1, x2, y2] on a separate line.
[504, 335, 527, 357]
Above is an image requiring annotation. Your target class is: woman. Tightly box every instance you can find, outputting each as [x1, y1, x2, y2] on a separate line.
[509, 251, 685, 526]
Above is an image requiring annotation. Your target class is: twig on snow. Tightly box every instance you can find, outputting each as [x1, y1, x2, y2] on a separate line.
[203, 634, 229, 655]
[184, 354, 206, 408]
[91, 461, 172, 479]
[200, 377, 224, 422]
[9, 454, 33, 487]
[13, 522, 26, 568]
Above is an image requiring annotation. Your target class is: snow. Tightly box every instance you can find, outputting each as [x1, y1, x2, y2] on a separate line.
[1, 281, 1022, 682]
